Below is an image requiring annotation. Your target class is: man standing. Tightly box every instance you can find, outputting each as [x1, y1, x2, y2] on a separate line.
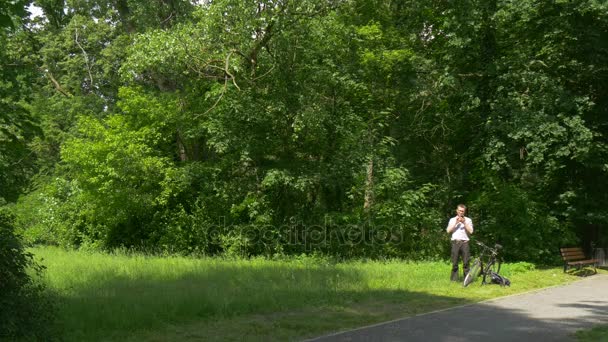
[446, 204, 474, 282]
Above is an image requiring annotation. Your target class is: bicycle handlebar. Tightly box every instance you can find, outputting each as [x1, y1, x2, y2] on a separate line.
[475, 240, 502, 253]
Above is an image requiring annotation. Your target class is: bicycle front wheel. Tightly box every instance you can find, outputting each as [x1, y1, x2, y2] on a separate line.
[463, 259, 482, 287]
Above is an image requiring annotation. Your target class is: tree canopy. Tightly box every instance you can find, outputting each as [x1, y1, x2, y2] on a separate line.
[2, 0, 607, 263]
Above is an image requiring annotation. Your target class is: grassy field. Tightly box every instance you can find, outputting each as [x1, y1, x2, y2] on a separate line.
[31, 246, 582, 341]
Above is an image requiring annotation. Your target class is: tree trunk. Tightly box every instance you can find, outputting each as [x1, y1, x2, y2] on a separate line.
[176, 130, 187, 161]
[363, 156, 374, 212]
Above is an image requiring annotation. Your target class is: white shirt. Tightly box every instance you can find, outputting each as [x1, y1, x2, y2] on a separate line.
[447, 216, 473, 241]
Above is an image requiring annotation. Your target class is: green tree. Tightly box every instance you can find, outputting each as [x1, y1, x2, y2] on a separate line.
[6, 0, 608, 261]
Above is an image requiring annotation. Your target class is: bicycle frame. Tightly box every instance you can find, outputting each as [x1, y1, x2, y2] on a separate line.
[479, 246, 500, 284]
[463, 241, 503, 287]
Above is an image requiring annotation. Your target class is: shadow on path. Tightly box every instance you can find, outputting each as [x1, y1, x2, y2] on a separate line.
[306, 275, 608, 342]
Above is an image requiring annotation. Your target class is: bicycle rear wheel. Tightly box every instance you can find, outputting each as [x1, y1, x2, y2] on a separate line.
[488, 259, 501, 274]
[482, 259, 502, 284]
[463, 259, 481, 287]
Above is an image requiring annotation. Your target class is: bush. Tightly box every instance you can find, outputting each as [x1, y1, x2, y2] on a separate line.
[0, 208, 57, 340]
[470, 182, 578, 264]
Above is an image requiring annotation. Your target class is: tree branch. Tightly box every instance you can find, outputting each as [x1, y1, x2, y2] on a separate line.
[44, 70, 72, 97]
[225, 50, 240, 90]
[75, 28, 94, 88]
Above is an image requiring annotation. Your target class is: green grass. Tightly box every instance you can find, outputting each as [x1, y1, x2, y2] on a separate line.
[576, 325, 608, 341]
[32, 246, 581, 341]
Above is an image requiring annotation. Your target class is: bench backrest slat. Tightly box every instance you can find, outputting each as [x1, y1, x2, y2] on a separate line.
[561, 251, 585, 257]
[560, 247, 588, 261]
[560, 247, 583, 252]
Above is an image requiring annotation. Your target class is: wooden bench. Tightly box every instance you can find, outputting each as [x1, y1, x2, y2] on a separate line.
[560, 247, 598, 275]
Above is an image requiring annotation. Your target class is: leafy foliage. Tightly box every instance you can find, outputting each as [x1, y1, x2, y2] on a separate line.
[0, 208, 56, 339]
[2, 0, 608, 263]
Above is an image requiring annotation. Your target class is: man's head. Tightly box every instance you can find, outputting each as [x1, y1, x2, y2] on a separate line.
[456, 204, 466, 217]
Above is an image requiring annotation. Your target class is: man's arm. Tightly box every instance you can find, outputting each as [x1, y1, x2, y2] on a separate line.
[464, 218, 473, 235]
[446, 217, 457, 233]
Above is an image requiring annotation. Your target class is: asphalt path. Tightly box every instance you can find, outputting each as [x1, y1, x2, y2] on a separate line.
[306, 274, 608, 342]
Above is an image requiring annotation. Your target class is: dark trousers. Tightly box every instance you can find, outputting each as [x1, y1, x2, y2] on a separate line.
[450, 240, 470, 281]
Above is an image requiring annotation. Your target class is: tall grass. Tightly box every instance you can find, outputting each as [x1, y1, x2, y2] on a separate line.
[32, 246, 578, 341]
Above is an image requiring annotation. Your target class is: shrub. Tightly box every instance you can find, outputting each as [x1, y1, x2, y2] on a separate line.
[0, 208, 57, 340]
[470, 182, 578, 264]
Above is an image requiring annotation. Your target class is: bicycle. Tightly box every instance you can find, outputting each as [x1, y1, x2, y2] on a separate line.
[463, 241, 503, 287]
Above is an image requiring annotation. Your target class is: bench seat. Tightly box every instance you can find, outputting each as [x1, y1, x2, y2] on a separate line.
[560, 247, 598, 275]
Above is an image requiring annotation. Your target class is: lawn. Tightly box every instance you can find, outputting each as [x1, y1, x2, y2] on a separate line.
[32, 246, 579, 341]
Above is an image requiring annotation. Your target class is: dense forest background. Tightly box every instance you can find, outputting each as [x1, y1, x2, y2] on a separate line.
[1, 0, 607, 263]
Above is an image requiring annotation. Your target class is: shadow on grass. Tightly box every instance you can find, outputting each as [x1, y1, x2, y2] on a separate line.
[51, 262, 472, 341]
[568, 268, 598, 277]
[307, 276, 608, 342]
[535, 264, 600, 276]
[47, 259, 603, 342]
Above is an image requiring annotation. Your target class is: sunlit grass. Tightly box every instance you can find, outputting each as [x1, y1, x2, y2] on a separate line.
[32, 246, 583, 341]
